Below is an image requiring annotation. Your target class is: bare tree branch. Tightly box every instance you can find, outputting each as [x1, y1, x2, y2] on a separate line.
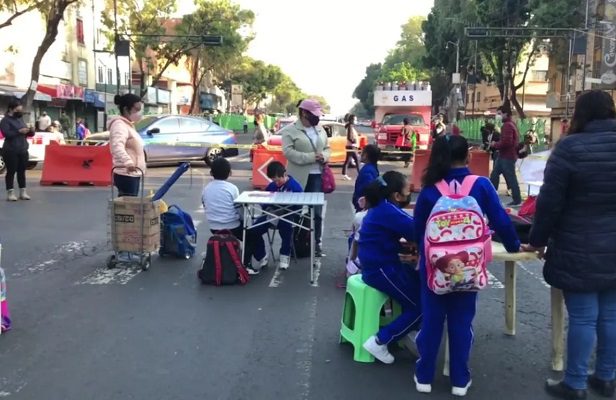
[0, 0, 44, 30]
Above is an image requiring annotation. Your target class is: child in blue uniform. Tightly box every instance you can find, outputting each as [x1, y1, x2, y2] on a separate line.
[413, 135, 520, 396]
[359, 171, 421, 364]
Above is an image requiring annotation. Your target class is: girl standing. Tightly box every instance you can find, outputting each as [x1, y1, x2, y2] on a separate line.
[413, 135, 520, 396]
[342, 114, 360, 180]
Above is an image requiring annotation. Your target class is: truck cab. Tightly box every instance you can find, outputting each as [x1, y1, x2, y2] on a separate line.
[373, 85, 432, 151]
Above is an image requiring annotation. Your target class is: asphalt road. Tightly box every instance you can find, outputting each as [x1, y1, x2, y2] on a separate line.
[0, 128, 583, 400]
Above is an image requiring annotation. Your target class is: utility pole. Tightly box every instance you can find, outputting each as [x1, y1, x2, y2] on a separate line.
[113, 0, 120, 95]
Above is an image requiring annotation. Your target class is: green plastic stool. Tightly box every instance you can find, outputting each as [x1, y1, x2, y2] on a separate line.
[339, 274, 402, 363]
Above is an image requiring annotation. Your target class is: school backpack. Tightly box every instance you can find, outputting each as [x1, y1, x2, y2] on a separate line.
[424, 175, 492, 295]
[198, 232, 250, 286]
[159, 205, 197, 259]
[0, 246, 11, 333]
[293, 214, 311, 258]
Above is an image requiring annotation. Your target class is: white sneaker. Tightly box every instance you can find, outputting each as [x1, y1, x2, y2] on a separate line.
[400, 331, 419, 358]
[343, 175, 352, 181]
[362, 336, 394, 364]
[279, 255, 290, 270]
[258, 257, 268, 269]
[414, 375, 432, 393]
[452, 380, 472, 397]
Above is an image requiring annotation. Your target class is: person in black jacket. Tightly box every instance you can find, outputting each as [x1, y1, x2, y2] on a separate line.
[0, 98, 34, 201]
[523, 90, 616, 400]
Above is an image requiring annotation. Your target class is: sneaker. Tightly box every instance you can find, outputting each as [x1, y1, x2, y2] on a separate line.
[315, 245, 325, 258]
[19, 188, 30, 200]
[279, 255, 290, 270]
[452, 380, 472, 397]
[400, 331, 419, 358]
[414, 375, 432, 394]
[362, 335, 394, 364]
[343, 175, 352, 181]
[545, 379, 587, 400]
[258, 257, 269, 269]
[6, 190, 17, 202]
[246, 265, 261, 275]
[588, 375, 615, 397]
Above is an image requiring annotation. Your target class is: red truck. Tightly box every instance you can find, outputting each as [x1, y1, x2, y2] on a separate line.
[372, 85, 432, 152]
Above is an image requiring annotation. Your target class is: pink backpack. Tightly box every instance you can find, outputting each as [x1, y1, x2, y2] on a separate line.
[424, 176, 492, 295]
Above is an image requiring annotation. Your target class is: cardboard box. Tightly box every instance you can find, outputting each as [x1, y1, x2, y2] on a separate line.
[109, 197, 161, 253]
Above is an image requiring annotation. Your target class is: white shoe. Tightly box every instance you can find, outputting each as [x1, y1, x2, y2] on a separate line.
[279, 255, 290, 270]
[414, 375, 432, 394]
[258, 257, 268, 269]
[362, 335, 394, 364]
[19, 188, 30, 200]
[400, 331, 419, 358]
[6, 190, 17, 202]
[343, 175, 352, 181]
[452, 380, 472, 397]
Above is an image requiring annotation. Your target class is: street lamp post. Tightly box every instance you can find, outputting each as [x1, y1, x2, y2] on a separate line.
[446, 40, 461, 122]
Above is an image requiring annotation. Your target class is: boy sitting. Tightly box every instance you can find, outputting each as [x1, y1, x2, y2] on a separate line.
[201, 158, 267, 275]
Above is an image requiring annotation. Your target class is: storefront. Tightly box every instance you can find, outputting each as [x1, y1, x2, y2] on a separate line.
[37, 84, 86, 138]
[84, 89, 106, 132]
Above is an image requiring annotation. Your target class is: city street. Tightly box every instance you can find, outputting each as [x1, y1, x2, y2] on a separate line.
[0, 130, 575, 400]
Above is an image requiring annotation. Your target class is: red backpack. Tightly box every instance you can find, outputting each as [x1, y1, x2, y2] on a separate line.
[198, 232, 249, 286]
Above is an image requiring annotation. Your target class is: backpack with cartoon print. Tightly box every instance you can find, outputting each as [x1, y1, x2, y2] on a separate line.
[424, 175, 492, 295]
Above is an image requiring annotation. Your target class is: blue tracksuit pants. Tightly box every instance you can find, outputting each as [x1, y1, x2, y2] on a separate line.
[415, 269, 477, 388]
[362, 265, 422, 345]
[252, 216, 294, 257]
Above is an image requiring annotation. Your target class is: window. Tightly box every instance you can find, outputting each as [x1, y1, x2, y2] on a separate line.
[532, 70, 548, 81]
[180, 117, 204, 133]
[78, 59, 87, 86]
[76, 18, 85, 45]
[107, 68, 113, 86]
[153, 118, 180, 134]
[477, 92, 481, 103]
[97, 66, 103, 83]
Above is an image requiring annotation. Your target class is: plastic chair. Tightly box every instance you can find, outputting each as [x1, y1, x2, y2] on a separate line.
[339, 274, 402, 362]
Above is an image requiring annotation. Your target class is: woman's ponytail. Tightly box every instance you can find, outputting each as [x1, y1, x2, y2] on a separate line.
[363, 171, 407, 206]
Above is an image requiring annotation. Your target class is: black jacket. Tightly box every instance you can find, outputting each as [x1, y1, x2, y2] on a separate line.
[0, 115, 29, 153]
[529, 119, 616, 292]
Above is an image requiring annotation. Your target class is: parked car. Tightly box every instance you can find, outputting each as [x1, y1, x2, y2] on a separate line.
[267, 121, 366, 164]
[272, 116, 297, 132]
[84, 115, 238, 166]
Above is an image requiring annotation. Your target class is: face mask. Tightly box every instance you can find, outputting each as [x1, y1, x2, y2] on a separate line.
[129, 110, 143, 122]
[306, 113, 320, 127]
[13, 112, 23, 119]
[398, 194, 412, 209]
[495, 114, 503, 122]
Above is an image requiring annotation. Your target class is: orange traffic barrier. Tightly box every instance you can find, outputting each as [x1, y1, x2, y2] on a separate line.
[468, 150, 490, 177]
[251, 147, 288, 189]
[417, 132, 431, 150]
[41, 142, 112, 186]
[410, 149, 431, 192]
[359, 135, 368, 149]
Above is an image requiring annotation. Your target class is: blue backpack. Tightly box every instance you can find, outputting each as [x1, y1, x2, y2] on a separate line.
[159, 205, 197, 259]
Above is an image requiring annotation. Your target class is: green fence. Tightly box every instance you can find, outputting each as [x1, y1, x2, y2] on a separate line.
[458, 118, 547, 151]
[213, 114, 276, 131]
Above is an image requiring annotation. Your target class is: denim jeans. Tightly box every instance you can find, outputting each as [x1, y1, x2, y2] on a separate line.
[304, 174, 323, 246]
[563, 289, 616, 389]
[490, 157, 521, 203]
[113, 174, 140, 197]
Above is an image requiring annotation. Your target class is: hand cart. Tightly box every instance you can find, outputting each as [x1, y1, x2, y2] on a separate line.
[106, 167, 157, 271]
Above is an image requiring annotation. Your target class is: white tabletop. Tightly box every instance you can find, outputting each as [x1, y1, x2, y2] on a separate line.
[235, 191, 325, 206]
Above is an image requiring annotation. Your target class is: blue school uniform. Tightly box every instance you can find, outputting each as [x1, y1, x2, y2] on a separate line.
[352, 162, 379, 212]
[413, 167, 520, 388]
[358, 200, 421, 345]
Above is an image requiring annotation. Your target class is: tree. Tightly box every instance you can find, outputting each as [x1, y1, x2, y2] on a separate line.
[349, 102, 369, 118]
[269, 74, 305, 114]
[0, 0, 43, 30]
[307, 94, 331, 113]
[352, 63, 382, 117]
[22, 0, 82, 111]
[231, 58, 284, 109]
[382, 16, 430, 81]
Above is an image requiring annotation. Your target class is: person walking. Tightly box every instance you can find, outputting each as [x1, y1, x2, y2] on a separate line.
[342, 114, 360, 180]
[523, 90, 616, 400]
[0, 98, 34, 201]
[397, 117, 416, 168]
[109, 93, 146, 197]
[489, 101, 522, 206]
[281, 99, 330, 257]
[38, 111, 51, 132]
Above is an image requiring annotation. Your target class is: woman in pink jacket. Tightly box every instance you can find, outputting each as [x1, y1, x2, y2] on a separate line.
[109, 94, 146, 196]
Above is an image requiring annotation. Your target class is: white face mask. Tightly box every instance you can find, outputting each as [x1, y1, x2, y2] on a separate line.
[129, 110, 143, 122]
[495, 114, 503, 122]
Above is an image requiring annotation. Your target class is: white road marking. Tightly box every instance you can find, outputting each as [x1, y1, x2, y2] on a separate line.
[269, 265, 284, 288]
[518, 261, 550, 288]
[488, 271, 505, 289]
[76, 267, 141, 285]
[297, 295, 318, 399]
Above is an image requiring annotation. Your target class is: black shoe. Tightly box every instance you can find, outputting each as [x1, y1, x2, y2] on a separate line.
[315, 245, 325, 258]
[545, 379, 587, 400]
[588, 375, 616, 397]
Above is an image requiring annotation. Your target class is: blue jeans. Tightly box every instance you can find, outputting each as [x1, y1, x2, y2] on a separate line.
[564, 289, 616, 389]
[362, 265, 422, 345]
[113, 174, 140, 197]
[304, 174, 323, 246]
[415, 266, 477, 387]
[490, 157, 521, 203]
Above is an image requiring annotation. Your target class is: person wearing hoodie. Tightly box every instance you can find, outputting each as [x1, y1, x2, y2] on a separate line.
[109, 93, 146, 196]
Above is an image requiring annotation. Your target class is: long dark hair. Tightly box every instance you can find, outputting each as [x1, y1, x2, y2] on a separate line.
[364, 171, 407, 207]
[422, 135, 469, 187]
[345, 113, 356, 129]
[568, 90, 616, 135]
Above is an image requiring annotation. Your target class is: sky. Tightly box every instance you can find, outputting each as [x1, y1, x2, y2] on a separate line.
[177, 0, 435, 115]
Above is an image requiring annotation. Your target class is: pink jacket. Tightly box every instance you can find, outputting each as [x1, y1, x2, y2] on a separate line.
[108, 116, 146, 177]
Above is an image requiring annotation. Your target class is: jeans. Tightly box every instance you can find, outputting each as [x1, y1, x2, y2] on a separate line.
[304, 174, 323, 246]
[362, 265, 422, 345]
[490, 157, 521, 203]
[4, 151, 28, 190]
[113, 174, 140, 197]
[342, 149, 360, 176]
[563, 289, 616, 389]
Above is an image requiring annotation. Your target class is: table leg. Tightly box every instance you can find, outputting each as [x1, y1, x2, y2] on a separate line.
[551, 287, 565, 372]
[241, 205, 248, 263]
[505, 261, 517, 336]
[310, 206, 315, 284]
[443, 325, 450, 377]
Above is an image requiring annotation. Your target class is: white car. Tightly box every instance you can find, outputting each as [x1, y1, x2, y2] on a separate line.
[0, 130, 65, 174]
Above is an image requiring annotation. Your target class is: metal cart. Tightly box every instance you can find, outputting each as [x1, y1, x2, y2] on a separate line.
[106, 167, 154, 271]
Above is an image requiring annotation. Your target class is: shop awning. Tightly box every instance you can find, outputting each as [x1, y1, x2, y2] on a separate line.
[0, 84, 52, 102]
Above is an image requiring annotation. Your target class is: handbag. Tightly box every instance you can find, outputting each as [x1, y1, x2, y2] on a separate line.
[303, 129, 336, 194]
